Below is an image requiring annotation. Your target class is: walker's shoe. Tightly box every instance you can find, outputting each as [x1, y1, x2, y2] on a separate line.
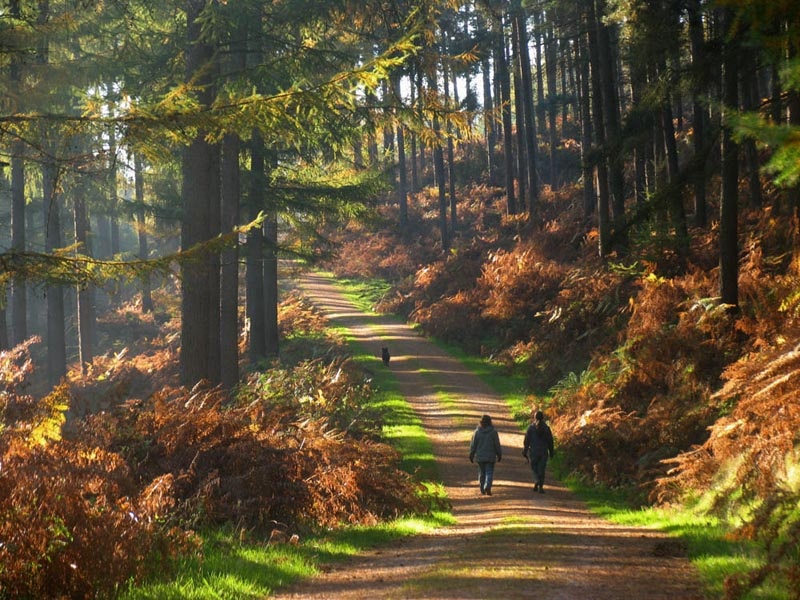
[533, 484, 540, 493]
[486, 489, 492, 496]
[538, 486, 545, 494]
[481, 488, 486, 495]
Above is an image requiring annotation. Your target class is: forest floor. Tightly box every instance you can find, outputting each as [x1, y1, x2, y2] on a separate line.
[271, 270, 706, 600]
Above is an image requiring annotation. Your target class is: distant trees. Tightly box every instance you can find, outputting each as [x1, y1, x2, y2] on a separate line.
[373, 0, 799, 307]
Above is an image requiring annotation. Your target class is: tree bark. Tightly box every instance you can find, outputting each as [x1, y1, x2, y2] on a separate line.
[180, 0, 221, 386]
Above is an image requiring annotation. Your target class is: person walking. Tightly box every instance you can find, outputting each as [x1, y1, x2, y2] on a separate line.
[523, 410, 555, 493]
[469, 414, 502, 496]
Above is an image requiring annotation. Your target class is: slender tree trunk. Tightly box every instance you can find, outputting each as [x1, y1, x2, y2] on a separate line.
[9, 0, 26, 345]
[247, 133, 266, 361]
[495, 10, 517, 215]
[134, 154, 154, 313]
[220, 132, 241, 389]
[394, 75, 409, 227]
[107, 95, 121, 306]
[545, 18, 559, 188]
[515, 4, 540, 220]
[38, 0, 66, 385]
[181, 0, 221, 386]
[587, 0, 610, 257]
[688, 0, 708, 227]
[595, 0, 626, 251]
[74, 178, 94, 375]
[442, 59, 458, 229]
[577, 26, 595, 218]
[532, 9, 547, 142]
[479, 10, 496, 185]
[43, 158, 66, 386]
[511, 11, 527, 213]
[10, 140, 26, 345]
[263, 152, 279, 358]
[427, 66, 450, 250]
[263, 216, 279, 358]
[720, 7, 739, 308]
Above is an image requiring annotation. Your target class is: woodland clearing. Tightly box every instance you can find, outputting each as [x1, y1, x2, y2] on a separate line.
[272, 271, 704, 600]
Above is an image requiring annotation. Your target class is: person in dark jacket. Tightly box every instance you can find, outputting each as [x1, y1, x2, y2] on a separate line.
[523, 410, 555, 493]
[469, 414, 502, 496]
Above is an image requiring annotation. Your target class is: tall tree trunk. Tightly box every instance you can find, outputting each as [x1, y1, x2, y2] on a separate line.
[720, 7, 739, 308]
[515, 4, 539, 220]
[43, 157, 66, 386]
[10, 141, 26, 345]
[38, 0, 66, 385]
[442, 57, 458, 229]
[134, 154, 154, 313]
[180, 0, 221, 386]
[511, 10, 527, 213]
[587, 0, 610, 257]
[261, 151, 278, 359]
[595, 0, 626, 251]
[74, 175, 94, 375]
[544, 17, 559, 188]
[427, 67, 450, 251]
[9, 0, 26, 346]
[494, 10, 517, 215]
[220, 132, 241, 389]
[394, 74, 409, 227]
[577, 25, 595, 218]
[688, 0, 708, 227]
[107, 90, 121, 307]
[246, 133, 266, 361]
[532, 9, 547, 142]
[263, 181, 279, 358]
[479, 10, 497, 185]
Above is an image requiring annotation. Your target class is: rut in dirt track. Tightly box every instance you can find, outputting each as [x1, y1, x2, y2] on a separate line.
[272, 271, 704, 600]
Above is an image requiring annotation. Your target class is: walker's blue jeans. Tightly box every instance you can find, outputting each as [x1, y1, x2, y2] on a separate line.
[478, 461, 495, 494]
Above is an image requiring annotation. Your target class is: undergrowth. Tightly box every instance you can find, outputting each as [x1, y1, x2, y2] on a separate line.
[0, 292, 429, 598]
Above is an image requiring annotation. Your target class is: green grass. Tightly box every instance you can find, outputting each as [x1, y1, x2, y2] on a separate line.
[122, 513, 454, 600]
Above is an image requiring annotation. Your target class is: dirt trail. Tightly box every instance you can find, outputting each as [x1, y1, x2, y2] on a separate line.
[272, 271, 704, 599]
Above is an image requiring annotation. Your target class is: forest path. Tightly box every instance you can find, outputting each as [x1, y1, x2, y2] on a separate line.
[271, 270, 704, 599]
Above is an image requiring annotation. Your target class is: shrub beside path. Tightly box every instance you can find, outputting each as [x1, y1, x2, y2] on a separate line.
[273, 271, 704, 599]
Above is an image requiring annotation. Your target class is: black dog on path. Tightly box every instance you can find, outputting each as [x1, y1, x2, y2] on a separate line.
[381, 347, 391, 366]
